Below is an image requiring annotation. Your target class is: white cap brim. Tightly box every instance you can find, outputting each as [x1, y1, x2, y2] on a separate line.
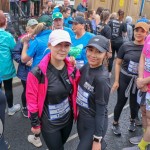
[51, 38, 71, 46]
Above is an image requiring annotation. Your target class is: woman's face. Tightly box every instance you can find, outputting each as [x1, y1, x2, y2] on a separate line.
[134, 27, 147, 43]
[27, 25, 37, 34]
[65, 10, 71, 18]
[49, 42, 70, 61]
[86, 46, 106, 68]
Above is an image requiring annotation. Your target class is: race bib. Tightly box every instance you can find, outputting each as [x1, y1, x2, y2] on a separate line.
[146, 92, 150, 111]
[128, 60, 138, 74]
[145, 58, 150, 72]
[77, 86, 89, 109]
[48, 98, 70, 121]
[76, 60, 84, 69]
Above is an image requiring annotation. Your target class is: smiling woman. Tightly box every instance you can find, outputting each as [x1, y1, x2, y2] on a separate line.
[76, 35, 110, 150]
[26, 29, 80, 150]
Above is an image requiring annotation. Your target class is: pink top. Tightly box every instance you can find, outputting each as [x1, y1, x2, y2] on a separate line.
[142, 35, 150, 92]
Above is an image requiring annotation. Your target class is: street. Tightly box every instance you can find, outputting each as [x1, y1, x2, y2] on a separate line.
[4, 76, 142, 150]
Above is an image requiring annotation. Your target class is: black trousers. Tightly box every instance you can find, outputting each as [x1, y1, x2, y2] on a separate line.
[34, 1, 40, 16]
[108, 39, 123, 73]
[0, 79, 13, 108]
[114, 72, 139, 122]
[77, 114, 108, 150]
[0, 90, 7, 150]
[21, 80, 26, 107]
[10, 2, 19, 16]
[21, 0, 30, 16]
[41, 120, 73, 150]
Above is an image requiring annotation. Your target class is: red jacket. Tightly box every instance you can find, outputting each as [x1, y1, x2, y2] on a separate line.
[26, 54, 80, 125]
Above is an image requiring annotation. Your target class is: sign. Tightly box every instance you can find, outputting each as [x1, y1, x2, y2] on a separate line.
[134, 0, 138, 4]
[119, 0, 124, 7]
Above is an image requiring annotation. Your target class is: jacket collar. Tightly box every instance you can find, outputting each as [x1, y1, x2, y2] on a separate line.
[38, 53, 75, 76]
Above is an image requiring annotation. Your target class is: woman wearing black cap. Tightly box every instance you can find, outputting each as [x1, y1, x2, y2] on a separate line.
[76, 35, 111, 150]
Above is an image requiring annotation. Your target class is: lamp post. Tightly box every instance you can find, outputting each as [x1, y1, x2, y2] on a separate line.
[139, 0, 145, 16]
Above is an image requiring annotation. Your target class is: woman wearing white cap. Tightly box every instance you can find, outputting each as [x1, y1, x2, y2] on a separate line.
[26, 29, 80, 150]
[76, 35, 111, 150]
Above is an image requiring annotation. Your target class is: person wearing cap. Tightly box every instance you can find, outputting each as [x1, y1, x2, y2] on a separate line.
[26, 29, 80, 150]
[76, 35, 110, 150]
[122, 26, 150, 150]
[68, 16, 94, 69]
[21, 15, 52, 68]
[111, 22, 149, 137]
[52, 12, 75, 39]
[12, 18, 38, 118]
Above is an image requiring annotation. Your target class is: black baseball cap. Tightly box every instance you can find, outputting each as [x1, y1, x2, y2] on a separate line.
[69, 16, 85, 24]
[86, 35, 109, 52]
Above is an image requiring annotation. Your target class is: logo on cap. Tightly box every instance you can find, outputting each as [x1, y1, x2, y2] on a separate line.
[94, 38, 99, 42]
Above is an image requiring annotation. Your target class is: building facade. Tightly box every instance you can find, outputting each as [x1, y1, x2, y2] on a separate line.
[75, 0, 150, 23]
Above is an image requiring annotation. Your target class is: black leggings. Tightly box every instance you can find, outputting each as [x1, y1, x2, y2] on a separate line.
[114, 72, 139, 122]
[0, 90, 7, 150]
[0, 79, 13, 108]
[21, 80, 26, 107]
[108, 40, 123, 73]
[77, 114, 108, 150]
[41, 120, 73, 150]
[34, 1, 40, 16]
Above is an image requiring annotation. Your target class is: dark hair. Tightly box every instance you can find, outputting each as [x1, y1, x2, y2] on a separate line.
[100, 10, 110, 23]
[117, 9, 124, 16]
[96, 7, 104, 16]
[76, 12, 84, 18]
[88, 10, 94, 17]
[62, 7, 71, 13]
[0, 10, 6, 27]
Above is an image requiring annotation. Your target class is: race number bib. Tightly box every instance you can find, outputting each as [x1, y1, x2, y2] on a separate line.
[145, 58, 150, 72]
[146, 92, 150, 111]
[76, 60, 84, 69]
[128, 60, 138, 74]
[77, 86, 89, 109]
[48, 98, 70, 121]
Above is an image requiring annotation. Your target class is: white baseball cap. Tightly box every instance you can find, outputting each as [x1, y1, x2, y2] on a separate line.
[48, 29, 71, 46]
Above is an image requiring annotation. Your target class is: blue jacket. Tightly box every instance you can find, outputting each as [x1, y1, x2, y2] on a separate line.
[76, 3, 87, 12]
[12, 39, 30, 81]
[27, 29, 52, 68]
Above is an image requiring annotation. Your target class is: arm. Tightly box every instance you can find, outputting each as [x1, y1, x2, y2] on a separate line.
[93, 78, 110, 150]
[21, 42, 32, 63]
[26, 71, 41, 130]
[137, 52, 150, 88]
[111, 58, 123, 92]
[12, 40, 24, 63]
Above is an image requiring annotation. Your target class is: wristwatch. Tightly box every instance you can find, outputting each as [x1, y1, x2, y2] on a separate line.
[93, 135, 102, 143]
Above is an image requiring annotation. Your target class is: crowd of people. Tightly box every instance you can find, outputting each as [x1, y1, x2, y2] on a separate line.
[1, 0, 150, 149]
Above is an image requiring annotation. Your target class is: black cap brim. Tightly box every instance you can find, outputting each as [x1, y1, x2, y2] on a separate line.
[86, 44, 107, 53]
[68, 20, 78, 24]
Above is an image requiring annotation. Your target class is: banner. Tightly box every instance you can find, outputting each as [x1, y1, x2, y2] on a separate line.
[134, 0, 138, 4]
[119, 0, 124, 7]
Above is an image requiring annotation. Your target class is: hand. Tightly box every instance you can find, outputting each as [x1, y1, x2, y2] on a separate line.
[26, 58, 33, 66]
[107, 52, 112, 59]
[111, 81, 119, 93]
[92, 141, 101, 150]
[21, 34, 31, 43]
[139, 85, 148, 92]
[31, 127, 41, 135]
[137, 78, 145, 89]
[69, 56, 76, 67]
